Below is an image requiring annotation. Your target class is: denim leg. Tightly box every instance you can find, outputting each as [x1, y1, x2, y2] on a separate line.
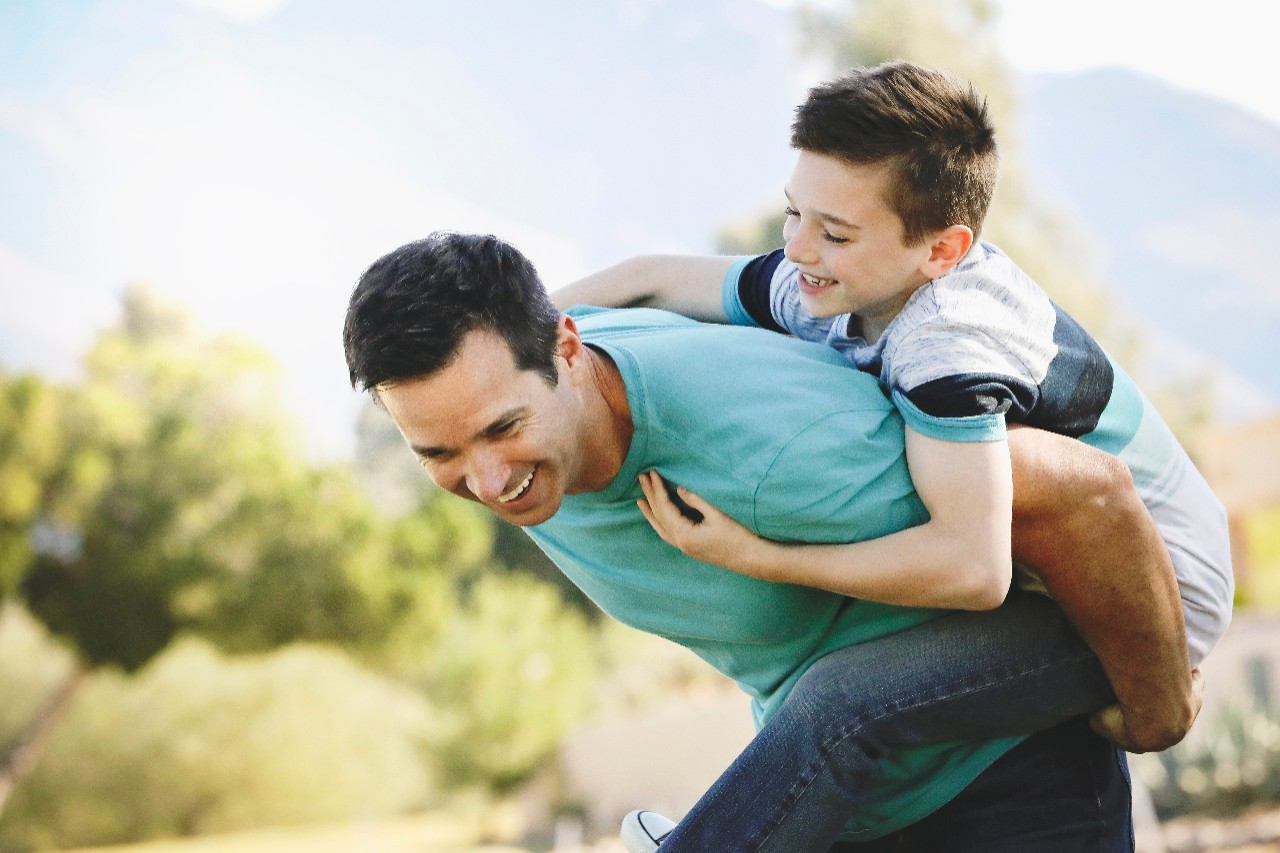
[831, 718, 1135, 852]
[655, 591, 1117, 853]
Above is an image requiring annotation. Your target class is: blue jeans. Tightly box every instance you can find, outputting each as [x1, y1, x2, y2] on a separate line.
[834, 718, 1134, 852]
[656, 589, 1122, 852]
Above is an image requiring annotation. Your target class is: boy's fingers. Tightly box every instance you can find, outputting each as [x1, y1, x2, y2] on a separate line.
[637, 471, 656, 503]
[646, 472, 684, 521]
[637, 499, 670, 541]
[676, 486, 712, 511]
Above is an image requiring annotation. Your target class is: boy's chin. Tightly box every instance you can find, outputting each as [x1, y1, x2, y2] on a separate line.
[797, 292, 853, 319]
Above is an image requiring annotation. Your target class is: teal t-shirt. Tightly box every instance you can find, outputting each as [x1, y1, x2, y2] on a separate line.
[526, 306, 1022, 840]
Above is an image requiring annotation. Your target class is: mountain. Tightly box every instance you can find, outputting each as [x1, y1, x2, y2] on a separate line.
[1016, 68, 1280, 421]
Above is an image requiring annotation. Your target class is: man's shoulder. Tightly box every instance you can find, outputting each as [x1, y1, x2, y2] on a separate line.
[571, 306, 854, 372]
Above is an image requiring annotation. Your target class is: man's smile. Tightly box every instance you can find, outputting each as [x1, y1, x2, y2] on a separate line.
[497, 466, 537, 504]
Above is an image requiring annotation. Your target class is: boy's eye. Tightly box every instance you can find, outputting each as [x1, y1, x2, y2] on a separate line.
[784, 206, 799, 218]
[824, 233, 849, 245]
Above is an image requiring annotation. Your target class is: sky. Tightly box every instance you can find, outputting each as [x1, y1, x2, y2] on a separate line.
[996, 0, 1280, 127]
[1, 0, 1275, 458]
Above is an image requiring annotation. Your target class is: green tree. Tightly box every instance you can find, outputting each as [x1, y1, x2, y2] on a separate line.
[0, 285, 493, 816]
[423, 572, 601, 794]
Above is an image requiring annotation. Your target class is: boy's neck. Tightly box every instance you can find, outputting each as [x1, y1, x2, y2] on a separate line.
[854, 292, 917, 344]
[855, 315, 889, 345]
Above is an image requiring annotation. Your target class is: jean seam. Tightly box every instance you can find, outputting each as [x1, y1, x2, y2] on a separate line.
[752, 647, 1103, 851]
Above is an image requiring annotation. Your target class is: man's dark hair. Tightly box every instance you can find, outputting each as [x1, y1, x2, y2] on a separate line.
[343, 232, 561, 394]
[791, 61, 999, 244]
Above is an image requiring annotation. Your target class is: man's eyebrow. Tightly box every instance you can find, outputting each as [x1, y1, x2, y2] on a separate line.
[783, 188, 860, 231]
[480, 407, 527, 436]
[410, 406, 527, 457]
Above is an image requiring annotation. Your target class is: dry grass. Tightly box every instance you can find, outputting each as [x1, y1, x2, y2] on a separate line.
[58, 813, 530, 853]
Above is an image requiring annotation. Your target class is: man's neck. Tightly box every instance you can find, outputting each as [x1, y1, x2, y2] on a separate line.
[574, 344, 634, 493]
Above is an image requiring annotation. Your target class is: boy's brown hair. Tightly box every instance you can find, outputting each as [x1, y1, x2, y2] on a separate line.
[791, 61, 998, 244]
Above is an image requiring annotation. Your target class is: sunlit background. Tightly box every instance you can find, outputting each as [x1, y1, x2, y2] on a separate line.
[2, 1, 1279, 851]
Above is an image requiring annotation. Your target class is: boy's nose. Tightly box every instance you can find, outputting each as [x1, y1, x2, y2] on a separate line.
[784, 227, 817, 266]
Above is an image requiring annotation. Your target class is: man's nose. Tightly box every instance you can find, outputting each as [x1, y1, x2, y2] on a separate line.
[464, 452, 511, 503]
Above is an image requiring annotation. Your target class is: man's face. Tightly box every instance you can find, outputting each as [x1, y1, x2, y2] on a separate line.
[378, 326, 588, 527]
[782, 150, 936, 331]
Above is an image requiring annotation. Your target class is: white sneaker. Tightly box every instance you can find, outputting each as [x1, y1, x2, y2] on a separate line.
[620, 809, 676, 852]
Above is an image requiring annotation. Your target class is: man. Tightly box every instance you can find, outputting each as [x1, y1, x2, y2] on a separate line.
[343, 232, 1198, 851]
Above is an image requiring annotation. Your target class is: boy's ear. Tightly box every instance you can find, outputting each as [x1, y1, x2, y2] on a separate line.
[921, 225, 973, 278]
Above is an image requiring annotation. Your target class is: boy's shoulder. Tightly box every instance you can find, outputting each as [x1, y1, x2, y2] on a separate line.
[898, 241, 1055, 333]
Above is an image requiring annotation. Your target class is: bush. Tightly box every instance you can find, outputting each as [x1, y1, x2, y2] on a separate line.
[1135, 696, 1280, 820]
[0, 636, 435, 849]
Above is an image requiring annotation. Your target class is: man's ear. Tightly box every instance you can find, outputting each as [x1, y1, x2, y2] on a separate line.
[921, 225, 973, 278]
[556, 313, 586, 367]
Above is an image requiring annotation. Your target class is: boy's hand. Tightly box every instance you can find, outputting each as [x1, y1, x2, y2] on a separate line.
[637, 471, 770, 574]
[1089, 667, 1204, 752]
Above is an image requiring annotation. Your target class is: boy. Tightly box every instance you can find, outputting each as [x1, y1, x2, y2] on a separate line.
[555, 61, 1233, 851]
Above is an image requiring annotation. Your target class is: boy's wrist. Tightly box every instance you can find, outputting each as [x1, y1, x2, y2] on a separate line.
[739, 537, 793, 583]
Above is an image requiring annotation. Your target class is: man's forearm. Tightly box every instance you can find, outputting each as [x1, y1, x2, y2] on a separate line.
[1007, 426, 1194, 751]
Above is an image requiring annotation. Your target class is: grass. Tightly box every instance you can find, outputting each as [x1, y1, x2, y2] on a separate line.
[58, 813, 532, 853]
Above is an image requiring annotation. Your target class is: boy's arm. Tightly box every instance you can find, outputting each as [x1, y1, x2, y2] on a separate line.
[1005, 425, 1199, 752]
[551, 254, 741, 321]
[638, 426, 1014, 610]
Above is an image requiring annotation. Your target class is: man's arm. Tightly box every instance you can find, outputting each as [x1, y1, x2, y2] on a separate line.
[1007, 425, 1200, 752]
[551, 254, 740, 321]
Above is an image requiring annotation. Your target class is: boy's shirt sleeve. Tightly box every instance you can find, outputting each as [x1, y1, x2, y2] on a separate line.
[722, 251, 788, 331]
[722, 250, 843, 344]
[888, 316, 1042, 444]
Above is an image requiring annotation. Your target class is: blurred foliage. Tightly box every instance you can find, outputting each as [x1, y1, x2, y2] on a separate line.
[7, 284, 448, 669]
[0, 611, 434, 849]
[0, 605, 77, 749]
[1243, 504, 1280, 610]
[0, 285, 609, 844]
[421, 573, 600, 794]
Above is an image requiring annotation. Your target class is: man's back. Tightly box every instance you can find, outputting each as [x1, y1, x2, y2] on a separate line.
[525, 306, 1023, 839]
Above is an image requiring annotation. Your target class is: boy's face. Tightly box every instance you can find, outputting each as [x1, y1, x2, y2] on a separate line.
[782, 151, 937, 334]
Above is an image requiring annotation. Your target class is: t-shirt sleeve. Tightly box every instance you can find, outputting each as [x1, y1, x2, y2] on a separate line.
[722, 250, 788, 333]
[888, 318, 1041, 443]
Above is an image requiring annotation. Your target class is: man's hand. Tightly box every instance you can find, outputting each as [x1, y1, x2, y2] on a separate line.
[1089, 668, 1204, 753]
